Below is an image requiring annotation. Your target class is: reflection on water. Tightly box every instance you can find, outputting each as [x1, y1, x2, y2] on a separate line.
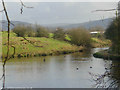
[0, 48, 117, 88]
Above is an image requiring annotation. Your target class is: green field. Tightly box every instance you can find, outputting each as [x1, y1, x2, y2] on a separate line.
[1, 31, 83, 58]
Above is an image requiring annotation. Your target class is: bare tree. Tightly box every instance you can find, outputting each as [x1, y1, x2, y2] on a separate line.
[0, 0, 33, 89]
[91, 1, 120, 89]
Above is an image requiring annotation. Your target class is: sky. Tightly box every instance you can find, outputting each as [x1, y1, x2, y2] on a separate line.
[2, 0, 120, 2]
[0, 1, 119, 25]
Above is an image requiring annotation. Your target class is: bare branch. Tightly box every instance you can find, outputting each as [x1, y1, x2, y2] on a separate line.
[91, 8, 120, 13]
[20, 0, 33, 8]
[10, 22, 14, 26]
[22, 37, 43, 47]
[20, 0, 33, 14]
[1, 0, 11, 88]
[0, 75, 4, 80]
[2, 0, 10, 62]
[91, 9, 117, 13]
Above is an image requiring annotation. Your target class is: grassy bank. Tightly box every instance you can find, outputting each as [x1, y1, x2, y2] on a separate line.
[1, 31, 111, 59]
[93, 50, 120, 60]
[1, 31, 83, 58]
[91, 38, 111, 48]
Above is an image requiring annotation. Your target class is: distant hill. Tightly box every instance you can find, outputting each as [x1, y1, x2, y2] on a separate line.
[0, 20, 32, 31]
[45, 18, 113, 30]
[0, 18, 113, 31]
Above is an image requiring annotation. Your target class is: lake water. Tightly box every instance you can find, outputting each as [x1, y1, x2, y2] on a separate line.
[0, 48, 119, 88]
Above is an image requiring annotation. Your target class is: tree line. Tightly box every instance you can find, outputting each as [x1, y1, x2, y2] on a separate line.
[105, 16, 120, 54]
[12, 24, 93, 47]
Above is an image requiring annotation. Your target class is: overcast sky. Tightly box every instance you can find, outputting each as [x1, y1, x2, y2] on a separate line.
[1, 1, 118, 25]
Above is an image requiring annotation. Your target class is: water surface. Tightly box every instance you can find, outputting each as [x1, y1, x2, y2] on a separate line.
[0, 48, 115, 88]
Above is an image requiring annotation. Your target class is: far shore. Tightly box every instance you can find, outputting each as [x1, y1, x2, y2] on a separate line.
[1, 31, 110, 59]
[93, 49, 120, 60]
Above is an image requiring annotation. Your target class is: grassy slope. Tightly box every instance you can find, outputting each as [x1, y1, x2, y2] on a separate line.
[91, 38, 111, 48]
[1, 31, 111, 58]
[2, 31, 82, 58]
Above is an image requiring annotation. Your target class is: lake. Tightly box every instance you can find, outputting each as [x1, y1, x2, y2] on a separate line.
[0, 48, 119, 88]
